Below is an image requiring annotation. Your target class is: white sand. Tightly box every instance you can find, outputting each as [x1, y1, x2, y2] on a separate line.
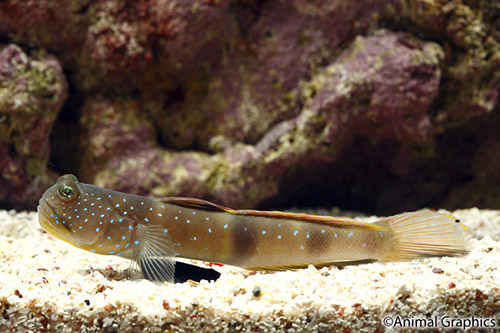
[0, 208, 499, 332]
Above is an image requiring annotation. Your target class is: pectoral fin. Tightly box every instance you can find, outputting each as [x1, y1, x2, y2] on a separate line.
[132, 225, 177, 283]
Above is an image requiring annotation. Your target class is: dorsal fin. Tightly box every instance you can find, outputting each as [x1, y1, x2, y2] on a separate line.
[160, 197, 381, 230]
[160, 197, 230, 211]
[229, 209, 382, 229]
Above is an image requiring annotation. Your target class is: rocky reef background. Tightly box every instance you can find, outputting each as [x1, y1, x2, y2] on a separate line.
[0, 0, 498, 214]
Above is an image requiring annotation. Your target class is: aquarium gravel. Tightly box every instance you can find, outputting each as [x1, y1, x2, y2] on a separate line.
[1, 208, 499, 332]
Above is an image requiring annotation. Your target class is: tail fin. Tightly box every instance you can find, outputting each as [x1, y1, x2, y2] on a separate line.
[375, 211, 469, 262]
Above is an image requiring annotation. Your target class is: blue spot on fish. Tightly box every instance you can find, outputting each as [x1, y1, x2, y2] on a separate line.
[348, 232, 353, 238]
[362, 242, 366, 247]
[96, 228, 100, 232]
[224, 224, 228, 229]
[90, 249, 96, 253]
[163, 229, 168, 233]
[293, 230, 299, 236]
[115, 244, 120, 248]
[157, 213, 163, 217]
[128, 225, 133, 230]
[208, 228, 212, 233]
[107, 236, 111, 240]
[124, 243, 130, 249]
[134, 240, 140, 245]
[144, 217, 149, 222]
[122, 236, 126, 240]
[262, 230, 266, 235]
[115, 204, 120, 208]
[334, 233, 338, 238]
[277, 235, 282, 239]
[321, 229, 325, 233]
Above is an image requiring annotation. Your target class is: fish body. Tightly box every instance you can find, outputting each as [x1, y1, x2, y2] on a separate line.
[38, 174, 468, 282]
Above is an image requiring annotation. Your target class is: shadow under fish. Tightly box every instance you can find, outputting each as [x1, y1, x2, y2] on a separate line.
[140, 259, 221, 283]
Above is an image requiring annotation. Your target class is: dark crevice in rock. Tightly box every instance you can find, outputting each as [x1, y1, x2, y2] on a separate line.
[48, 82, 82, 177]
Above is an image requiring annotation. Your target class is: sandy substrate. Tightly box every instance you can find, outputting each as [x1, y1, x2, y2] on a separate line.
[0, 208, 499, 332]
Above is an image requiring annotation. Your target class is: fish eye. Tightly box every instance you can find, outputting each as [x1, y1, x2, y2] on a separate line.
[57, 182, 78, 201]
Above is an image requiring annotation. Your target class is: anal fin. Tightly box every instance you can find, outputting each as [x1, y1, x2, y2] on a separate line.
[245, 259, 377, 271]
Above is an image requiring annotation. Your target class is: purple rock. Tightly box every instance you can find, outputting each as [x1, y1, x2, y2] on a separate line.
[0, 0, 498, 212]
[0, 44, 67, 208]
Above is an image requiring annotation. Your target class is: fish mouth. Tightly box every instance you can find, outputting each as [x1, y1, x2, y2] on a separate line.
[37, 200, 55, 227]
[37, 200, 70, 241]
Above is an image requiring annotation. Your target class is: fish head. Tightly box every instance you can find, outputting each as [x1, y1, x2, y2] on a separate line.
[38, 174, 120, 250]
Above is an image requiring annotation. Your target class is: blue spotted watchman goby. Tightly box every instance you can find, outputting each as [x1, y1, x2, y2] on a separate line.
[38, 174, 469, 283]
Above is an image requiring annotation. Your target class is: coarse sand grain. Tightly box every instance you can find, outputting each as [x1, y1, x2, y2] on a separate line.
[0, 208, 499, 332]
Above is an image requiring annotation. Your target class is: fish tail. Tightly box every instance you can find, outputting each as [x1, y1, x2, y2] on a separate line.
[375, 211, 469, 262]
